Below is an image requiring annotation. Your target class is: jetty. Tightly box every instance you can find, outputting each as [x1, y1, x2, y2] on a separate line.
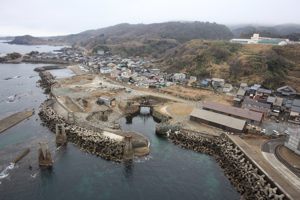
[0, 110, 34, 133]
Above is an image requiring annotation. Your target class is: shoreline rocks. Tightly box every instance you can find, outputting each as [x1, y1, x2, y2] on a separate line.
[168, 130, 288, 200]
[37, 71, 55, 94]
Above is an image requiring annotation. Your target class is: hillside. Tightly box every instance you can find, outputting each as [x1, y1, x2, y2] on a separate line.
[9, 35, 49, 45]
[159, 40, 300, 90]
[231, 24, 300, 41]
[50, 22, 233, 57]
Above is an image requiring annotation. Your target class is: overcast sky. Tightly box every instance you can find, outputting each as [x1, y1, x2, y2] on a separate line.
[0, 0, 299, 36]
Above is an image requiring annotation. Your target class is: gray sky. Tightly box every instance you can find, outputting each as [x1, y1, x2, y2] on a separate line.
[0, 0, 299, 36]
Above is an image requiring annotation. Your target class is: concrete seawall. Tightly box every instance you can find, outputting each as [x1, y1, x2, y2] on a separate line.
[0, 110, 34, 133]
[168, 130, 288, 200]
[39, 101, 125, 162]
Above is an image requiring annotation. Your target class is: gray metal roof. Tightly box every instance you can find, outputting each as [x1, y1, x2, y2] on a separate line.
[291, 106, 300, 113]
[267, 96, 276, 104]
[243, 97, 271, 109]
[190, 108, 246, 131]
[203, 101, 263, 122]
[292, 99, 300, 107]
[257, 88, 272, 94]
[277, 85, 296, 95]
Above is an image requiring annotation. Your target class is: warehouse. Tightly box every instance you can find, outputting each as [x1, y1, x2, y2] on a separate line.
[202, 101, 263, 125]
[190, 108, 246, 133]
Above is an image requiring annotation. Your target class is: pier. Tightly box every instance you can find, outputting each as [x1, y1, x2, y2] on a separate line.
[0, 110, 34, 133]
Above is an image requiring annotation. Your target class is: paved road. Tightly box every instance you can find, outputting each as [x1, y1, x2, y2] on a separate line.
[229, 135, 300, 200]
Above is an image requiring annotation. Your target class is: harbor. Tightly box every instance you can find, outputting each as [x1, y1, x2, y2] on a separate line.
[0, 43, 239, 200]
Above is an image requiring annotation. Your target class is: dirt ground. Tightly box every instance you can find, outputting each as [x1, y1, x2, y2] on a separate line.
[160, 85, 233, 104]
[166, 103, 193, 116]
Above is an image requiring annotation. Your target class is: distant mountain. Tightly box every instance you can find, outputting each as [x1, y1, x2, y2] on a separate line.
[53, 22, 233, 44]
[231, 24, 300, 41]
[9, 35, 49, 45]
[0, 36, 15, 41]
[50, 22, 233, 57]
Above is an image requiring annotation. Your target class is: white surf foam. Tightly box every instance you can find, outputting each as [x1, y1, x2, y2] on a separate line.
[0, 163, 15, 179]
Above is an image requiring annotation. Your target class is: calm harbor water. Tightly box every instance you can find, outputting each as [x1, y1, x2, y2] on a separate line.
[0, 44, 240, 200]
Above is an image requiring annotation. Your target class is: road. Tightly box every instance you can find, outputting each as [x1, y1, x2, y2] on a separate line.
[229, 135, 300, 200]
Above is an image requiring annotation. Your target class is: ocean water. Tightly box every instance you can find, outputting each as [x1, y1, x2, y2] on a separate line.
[0, 44, 239, 200]
[0, 40, 65, 56]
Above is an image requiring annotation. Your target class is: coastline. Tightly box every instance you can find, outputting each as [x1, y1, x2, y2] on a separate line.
[167, 130, 288, 200]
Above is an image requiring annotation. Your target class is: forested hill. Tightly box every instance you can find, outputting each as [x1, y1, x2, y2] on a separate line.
[53, 21, 233, 45]
[231, 24, 300, 41]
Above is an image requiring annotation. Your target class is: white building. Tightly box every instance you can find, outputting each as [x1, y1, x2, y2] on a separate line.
[285, 127, 300, 155]
[230, 33, 290, 45]
[172, 73, 186, 82]
[100, 67, 112, 74]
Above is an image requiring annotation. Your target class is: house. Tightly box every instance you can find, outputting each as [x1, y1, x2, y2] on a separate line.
[236, 87, 246, 99]
[273, 97, 284, 112]
[190, 108, 246, 133]
[250, 84, 261, 92]
[240, 83, 248, 89]
[277, 85, 297, 96]
[211, 78, 225, 88]
[256, 88, 272, 97]
[199, 79, 209, 87]
[289, 99, 300, 124]
[254, 88, 272, 103]
[172, 73, 186, 82]
[202, 101, 263, 125]
[223, 84, 233, 93]
[110, 68, 121, 78]
[198, 78, 211, 87]
[97, 50, 104, 55]
[148, 68, 160, 75]
[100, 66, 112, 74]
[242, 97, 271, 117]
[97, 96, 116, 107]
[267, 96, 283, 116]
[234, 87, 246, 106]
[283, 99, 293, 112]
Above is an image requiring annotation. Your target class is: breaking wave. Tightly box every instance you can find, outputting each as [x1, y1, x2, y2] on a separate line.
[0, 163, 15, 180]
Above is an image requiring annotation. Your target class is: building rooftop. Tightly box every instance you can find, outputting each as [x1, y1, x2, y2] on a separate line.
[257, 88, 272, 95]
[277, 85, 297, 96]
[190, 108, 246, 131]
[274, 97, 284, 107]
[202, 101, 263, 122]
[292, 99, 300, 107]
[243, 97, 271, 109]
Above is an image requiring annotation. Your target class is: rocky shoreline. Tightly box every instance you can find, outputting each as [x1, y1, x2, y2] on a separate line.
[168, 130, 287, 200]
[38, 71, 55, 94]
[39, 101, 125, 162]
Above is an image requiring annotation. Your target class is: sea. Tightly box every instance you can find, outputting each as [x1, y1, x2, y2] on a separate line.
[0, 40, 239, 200]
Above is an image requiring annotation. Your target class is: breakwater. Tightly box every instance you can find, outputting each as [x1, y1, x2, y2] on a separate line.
[39, 101, 125, 162]
[0, 110, 34, 133]
[38, 71, 55, 94]
[168, 130, 288, 200]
